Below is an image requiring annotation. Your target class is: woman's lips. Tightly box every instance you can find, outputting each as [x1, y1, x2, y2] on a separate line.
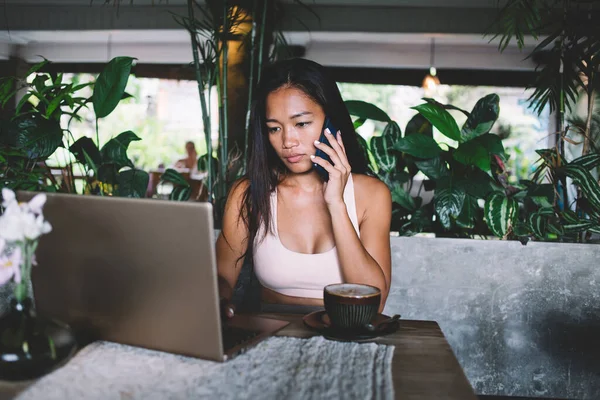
[285, 154, 304, 163]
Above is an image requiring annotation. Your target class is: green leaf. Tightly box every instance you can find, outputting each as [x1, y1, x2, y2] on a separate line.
[391, 185, 416, 211]
[414, 157, 448, 180]
[473, 133, 505, 157]
[434, 187, 466, 229]
[570, 154, 600, 170]
[528, 212, 547, 239]
[456, 172, 497, 199]
[411, 102, 461, 141]
[484, 193, 518, 238]
[353, 118, 366, 129]
[69, 137, 102, 169]
[197, 154, 219, 173]
[456, 195, 478, 229]
[526, 183, 555, 204]
[344, 100, 391, 122]
[170, 186, 192, 202]
[117, 168, 149, 198]
[25, 59, 49, 76]
[460, 94, 500, 142]
[383, 120, 402, 141]
[371, 134, 397, 172]
[453, 141, 491, 172]
[100, 130, 140, 169]
[405, 113, 433, 137]
[394, 135, 442, 159]
[15, 115, 63, 159]
[161, 168, 191, 187]
[92, 56, 136, 119]
[561, 165, 600, 211]
[354, 134, 373, 170]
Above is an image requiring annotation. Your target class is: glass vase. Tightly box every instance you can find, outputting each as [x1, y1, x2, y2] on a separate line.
[0, 243, 77, 381]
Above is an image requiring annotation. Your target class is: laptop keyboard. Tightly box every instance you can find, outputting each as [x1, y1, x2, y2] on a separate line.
[221, 325, 261, 351]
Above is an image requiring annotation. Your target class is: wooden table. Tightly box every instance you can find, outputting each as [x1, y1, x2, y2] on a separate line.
[0, 315, 476, 400]
[262, 313, 477, 400]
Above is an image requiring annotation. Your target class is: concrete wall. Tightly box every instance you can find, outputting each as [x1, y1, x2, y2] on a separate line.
[383, 237, 600, 400]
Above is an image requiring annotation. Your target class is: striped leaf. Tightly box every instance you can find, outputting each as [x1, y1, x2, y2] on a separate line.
[370, 122, 402, 172]
[460, 94, 500, 142]
[169, 186, 192, 202]
[484, 193, 518, 238]
[562, 164, 600, 210]
[570, 154, 600, 170]
[434, 187, 466, 229]
[527, 212, 547, 239]
[560, 210, 595, 233]
[161, 168, 191, 187]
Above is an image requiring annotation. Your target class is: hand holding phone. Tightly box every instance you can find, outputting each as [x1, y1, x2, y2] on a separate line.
[313, 117, 338, 181]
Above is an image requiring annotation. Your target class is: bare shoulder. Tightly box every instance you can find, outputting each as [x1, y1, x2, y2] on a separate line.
[222, 177, 250, 220]
[352, 173, 391, 201]
[351, 173, 391, 221]
[226, 177, 249, 203]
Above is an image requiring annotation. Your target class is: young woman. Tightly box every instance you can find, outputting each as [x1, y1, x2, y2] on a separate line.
[217, 58, 392, 316]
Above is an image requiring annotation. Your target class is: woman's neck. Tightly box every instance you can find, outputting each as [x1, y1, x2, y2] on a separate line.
[280, 171, 324, 193]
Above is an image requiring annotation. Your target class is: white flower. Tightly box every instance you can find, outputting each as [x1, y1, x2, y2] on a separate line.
[0, 190, 52, 243]
[27, 193, 47, 215]
[0, 204, 26, 242]
[0, 239, 22, 285]
[1, 188, 16, 208]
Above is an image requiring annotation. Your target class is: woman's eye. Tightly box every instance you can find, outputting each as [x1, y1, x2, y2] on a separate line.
[297, 121, 312, 128]
[267, 126, 280, 133]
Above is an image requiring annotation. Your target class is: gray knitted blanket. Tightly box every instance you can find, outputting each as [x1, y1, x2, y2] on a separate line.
[17, 336, 395, 400]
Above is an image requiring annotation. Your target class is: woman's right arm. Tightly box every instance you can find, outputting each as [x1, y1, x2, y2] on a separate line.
[216, 179, 250, 317]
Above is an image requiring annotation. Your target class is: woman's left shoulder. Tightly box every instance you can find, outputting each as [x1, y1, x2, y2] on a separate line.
[351, 174, 391, 204]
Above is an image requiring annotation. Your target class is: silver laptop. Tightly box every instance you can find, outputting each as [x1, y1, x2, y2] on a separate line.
[18, 191, 289, 362]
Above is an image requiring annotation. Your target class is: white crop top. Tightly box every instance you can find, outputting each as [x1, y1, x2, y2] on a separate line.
[253, 175, 360, 299]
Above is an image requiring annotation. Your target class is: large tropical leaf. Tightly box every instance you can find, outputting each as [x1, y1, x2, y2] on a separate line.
[69, 137, 102, 169]
[394, 135, 442, 159]
[411, 102, 461, 141]
[453, 141, 491, 172]
[100, 131, 140, 169]
[92, 56, 136, 119]
[117, 168, 149, 198]
[344, 100, 391, 122]
[14, 115, 63, 160]
[460, 94, 500, 142]
[434, 186, 466, 229]
[414, 157, 448, 180]
[404, 113, 433, 137]
[391, 185, 416, 212]
[484, 193, 518, 238]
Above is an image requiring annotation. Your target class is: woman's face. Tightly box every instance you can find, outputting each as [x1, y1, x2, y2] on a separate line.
[265, 86, 325, 174]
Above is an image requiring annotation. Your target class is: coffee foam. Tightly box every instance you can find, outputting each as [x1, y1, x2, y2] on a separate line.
[326, 283, 380, 297]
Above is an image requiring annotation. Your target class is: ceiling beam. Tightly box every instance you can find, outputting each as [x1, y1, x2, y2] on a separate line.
[1, 4, 501, 35]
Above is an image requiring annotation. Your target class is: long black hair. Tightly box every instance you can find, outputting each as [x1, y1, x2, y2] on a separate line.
[239, 58, 369, 260]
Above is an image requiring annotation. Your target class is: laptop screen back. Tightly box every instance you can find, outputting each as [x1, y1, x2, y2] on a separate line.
[18, 192, 225, 360]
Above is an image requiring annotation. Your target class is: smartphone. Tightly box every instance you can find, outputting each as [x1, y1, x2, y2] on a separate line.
[313, 117, 338, 182]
